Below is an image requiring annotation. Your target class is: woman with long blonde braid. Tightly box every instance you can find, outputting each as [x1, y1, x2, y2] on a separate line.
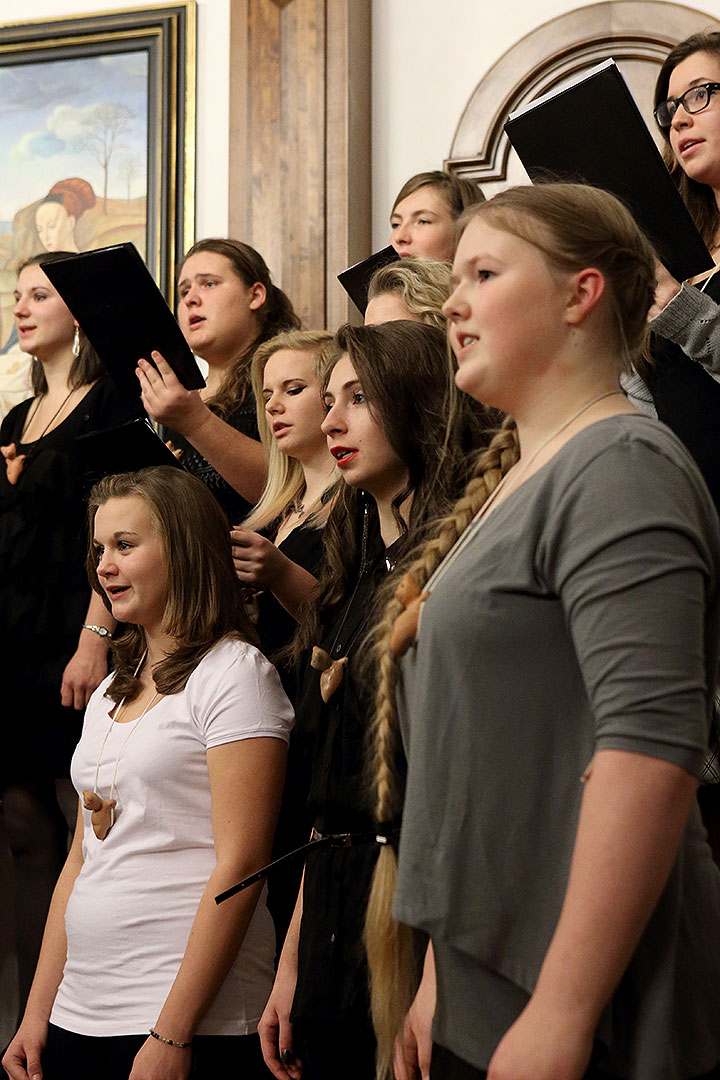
[367, 183, 720, 1080]
[365, 420, 519, 1078]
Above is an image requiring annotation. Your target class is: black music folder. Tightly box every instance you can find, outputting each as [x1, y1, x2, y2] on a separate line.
[504, 59, 714, 282]
[42, 244, 205, 400]
[74, 418, 185, 487]
[338, 245, 400, 314]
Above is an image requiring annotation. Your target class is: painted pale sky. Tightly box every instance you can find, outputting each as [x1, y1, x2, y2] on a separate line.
[0, 51, 148, 221]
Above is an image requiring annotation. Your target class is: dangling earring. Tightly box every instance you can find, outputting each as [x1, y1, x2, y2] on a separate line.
[72, 326, 80, 358]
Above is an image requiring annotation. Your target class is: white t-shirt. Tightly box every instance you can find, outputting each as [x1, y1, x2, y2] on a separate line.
[51, 637, 294, 1037]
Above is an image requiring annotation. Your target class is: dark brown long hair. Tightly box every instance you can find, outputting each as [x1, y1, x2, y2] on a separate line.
[654, 32, 720, 247]
[18, 252, 104, 394]
[292, 320, 483, 658]
[87, 466, 257, 703]
[179, 238, 300, 419]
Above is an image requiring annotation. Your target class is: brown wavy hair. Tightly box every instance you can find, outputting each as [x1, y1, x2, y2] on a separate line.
[19, 252, 105, 394]
[179, 238, 301, 420]
[87, 466, 257, 703]
[654, 32, 720, 247]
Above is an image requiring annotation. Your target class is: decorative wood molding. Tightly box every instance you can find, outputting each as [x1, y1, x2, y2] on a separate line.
[446, 1, 720, 195]
[228, 0, 370, 329]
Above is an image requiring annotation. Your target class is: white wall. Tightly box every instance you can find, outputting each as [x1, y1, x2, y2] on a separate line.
[10, 0, 231, 239]
[370, 0, 719, 249]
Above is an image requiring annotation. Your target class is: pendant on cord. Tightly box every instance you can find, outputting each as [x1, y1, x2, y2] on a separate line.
[311, 646, 348, 702]
[1, 443, 25, 484]
[82, 790, 117, 841]
[389, 573, 428, 658]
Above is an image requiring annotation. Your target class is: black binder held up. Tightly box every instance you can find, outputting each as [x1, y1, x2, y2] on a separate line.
[504, 59, 714, 283]
[337, 245, 400, 315]
[42, 243, 206, 401]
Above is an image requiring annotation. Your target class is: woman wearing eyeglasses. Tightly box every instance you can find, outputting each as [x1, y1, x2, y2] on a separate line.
[641, 33, 720, 463]
[647, 31, 720, 862]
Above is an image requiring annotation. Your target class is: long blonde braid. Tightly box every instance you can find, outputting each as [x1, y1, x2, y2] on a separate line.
[365, 417, 519, 1078]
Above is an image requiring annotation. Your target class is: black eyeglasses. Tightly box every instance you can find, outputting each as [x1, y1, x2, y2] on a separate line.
[654, 82, 720, 128]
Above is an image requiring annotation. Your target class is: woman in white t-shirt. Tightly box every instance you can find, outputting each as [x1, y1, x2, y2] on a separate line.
[2, 466, 293, 1080]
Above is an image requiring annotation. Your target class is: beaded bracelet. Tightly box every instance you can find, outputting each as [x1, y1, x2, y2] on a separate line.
[149, 1028, 192, 1049]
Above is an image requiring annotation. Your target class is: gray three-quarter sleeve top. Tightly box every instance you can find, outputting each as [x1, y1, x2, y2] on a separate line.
[394, 415, 720, 1079]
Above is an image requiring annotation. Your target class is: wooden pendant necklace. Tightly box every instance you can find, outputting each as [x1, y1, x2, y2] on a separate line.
[1, 387, 76, 485]
[389, 390, 626, 657]
[82, 651, 161, 840]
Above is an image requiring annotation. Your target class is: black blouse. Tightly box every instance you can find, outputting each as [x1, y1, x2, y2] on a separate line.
[291, 508, 402, 1024]
[0, 377, 142, 779]
[162, 396, 258, 524]
[258, 521, 326, 955]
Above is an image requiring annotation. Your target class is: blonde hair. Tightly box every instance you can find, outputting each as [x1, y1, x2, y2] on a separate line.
[365, 420, 519, 1077]
[366, 183, 658, 1077]
[243, 329, 337, 532]
[367, 257, 452, 331]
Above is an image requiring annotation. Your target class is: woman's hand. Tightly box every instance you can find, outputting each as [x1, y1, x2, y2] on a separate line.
[136, 352, 208, 436]
[258, 964, 303, 1080]
[649, 260, 682, 320]
[2, 1017, 48, 1080]
[394, 942, 436, 1080]
[231, 528, 286, 590]
[60, 633, 108, 710]
[486, 997, 594, 1080]
[128, 1036, 192, 1080]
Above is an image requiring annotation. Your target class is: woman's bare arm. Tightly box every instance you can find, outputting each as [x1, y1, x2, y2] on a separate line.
[136, 352, 267, 503]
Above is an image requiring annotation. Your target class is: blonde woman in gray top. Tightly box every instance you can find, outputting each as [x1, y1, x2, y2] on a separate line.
[365, 184, 720, 1080]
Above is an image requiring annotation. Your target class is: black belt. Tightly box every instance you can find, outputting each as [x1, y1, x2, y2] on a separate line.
[215, 824, 397, 905]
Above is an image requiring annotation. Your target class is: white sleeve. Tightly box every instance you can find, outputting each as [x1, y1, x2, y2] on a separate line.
[186, 638, 294, 749]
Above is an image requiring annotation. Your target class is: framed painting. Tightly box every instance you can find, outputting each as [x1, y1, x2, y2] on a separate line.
[0, 2, 196, 361]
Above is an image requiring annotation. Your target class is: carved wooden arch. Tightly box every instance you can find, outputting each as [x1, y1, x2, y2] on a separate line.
[446, 1, 720, 197]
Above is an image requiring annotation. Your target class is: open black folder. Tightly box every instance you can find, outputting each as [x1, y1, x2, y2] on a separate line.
[504, 59, 714, 283]
[42, 244, 205, 401]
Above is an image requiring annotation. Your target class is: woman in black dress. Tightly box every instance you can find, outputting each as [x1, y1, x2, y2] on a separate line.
[258, 321, 481, 1080]
[1, 252, 140, 1013]
[230, 329, 338, 953]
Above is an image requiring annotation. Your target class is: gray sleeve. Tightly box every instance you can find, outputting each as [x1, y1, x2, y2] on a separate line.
[537, 439, 719, 776]
[649, 281, 720, 375]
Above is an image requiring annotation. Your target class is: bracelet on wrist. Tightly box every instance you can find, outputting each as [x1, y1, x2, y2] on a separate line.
[149, 1028, 192, 1049]
[82, 624, 111, 640]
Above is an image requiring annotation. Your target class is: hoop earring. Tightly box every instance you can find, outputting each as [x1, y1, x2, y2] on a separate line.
[72, 326, 80, 358]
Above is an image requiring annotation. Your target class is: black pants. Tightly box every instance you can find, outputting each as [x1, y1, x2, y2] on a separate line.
[430, 1043, 720, 1080]
[292, 1018, 376, 1080]
[42, 1023, 272, 1080]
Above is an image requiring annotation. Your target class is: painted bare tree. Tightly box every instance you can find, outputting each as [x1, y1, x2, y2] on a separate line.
[119, 155, 142, 201]
[77, 103, 135, 212]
